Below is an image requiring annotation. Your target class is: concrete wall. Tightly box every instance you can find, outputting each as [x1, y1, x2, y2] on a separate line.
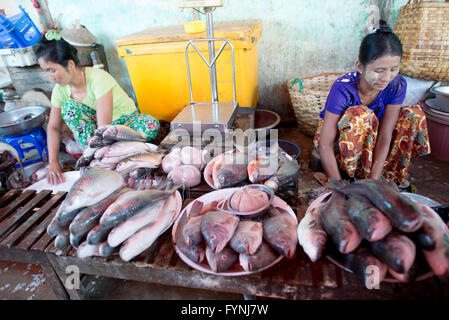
[3, 0, 445, 119]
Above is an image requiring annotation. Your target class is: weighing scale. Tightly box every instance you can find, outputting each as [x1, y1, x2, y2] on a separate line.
[171, 0, 239, 133]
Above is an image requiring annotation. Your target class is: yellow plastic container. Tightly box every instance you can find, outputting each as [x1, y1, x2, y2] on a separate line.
[115, 20, 262, 122]
[183, 20, 206, 34]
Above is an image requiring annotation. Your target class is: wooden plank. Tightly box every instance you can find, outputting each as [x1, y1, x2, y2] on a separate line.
[0, 189, 21, 208]
[151, 237, 175, 268]
[0, 190, 50, 240]
[1, 191, 65, 248]
[17, 205, 59, 250]
[32, 225, 57, 252]
[0, 189, 36, 222]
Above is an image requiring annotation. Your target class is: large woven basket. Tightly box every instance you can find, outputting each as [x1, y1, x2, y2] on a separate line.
[393, 0, 449, 81]
[287, 71, 346, 137]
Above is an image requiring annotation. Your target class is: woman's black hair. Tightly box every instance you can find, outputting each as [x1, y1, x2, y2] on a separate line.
[36, 34, 80, 68]
[359, 20, 403, 67]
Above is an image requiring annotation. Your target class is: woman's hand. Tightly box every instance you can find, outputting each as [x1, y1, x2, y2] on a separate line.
[47, 161, 66, 185]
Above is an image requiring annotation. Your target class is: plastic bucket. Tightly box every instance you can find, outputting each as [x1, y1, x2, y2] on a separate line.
[423, 104, 449, 163]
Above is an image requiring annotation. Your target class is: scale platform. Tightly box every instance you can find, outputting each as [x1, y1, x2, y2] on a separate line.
[170, 101, 239, 132]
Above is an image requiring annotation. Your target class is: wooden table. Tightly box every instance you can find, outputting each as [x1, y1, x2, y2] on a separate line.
[0, 187, 447, 300]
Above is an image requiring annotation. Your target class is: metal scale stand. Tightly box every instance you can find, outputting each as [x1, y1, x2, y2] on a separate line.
[171, 0, 239, 133]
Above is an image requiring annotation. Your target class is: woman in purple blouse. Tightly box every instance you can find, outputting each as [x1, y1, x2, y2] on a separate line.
[313, 21, 431, 187]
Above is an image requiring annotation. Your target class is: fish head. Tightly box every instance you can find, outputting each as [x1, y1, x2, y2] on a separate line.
[215, 170, 234, 189]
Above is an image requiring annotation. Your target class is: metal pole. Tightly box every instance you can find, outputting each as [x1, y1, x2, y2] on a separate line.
[204, 7, 218, 104]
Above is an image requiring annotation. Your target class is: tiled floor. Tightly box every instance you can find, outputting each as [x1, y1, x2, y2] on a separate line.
[0, 129, 448, 300]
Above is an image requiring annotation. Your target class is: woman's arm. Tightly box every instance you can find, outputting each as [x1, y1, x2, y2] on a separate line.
[46, 106, 65, 185]
[96, 89, 113, 127]
[370, 104, 401, 180]
[318, 111, 342, 180]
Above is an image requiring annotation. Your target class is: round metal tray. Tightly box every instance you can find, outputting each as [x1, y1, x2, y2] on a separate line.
[0, 106, 48, 136]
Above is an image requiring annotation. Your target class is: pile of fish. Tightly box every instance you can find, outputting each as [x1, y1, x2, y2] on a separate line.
[162, 146, 205, 188]
[205, 144, 300, 192]
[297, 179, 449, 286]
[46, 168, 181, 262]
[75, 125, 167, 190]
[174, 198, 298, 273]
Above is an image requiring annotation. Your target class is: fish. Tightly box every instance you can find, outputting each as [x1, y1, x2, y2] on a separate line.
[212, 151, 248, 189]
[205, 245, 238, 273]
[100, 187, 176, 228]
[229, 220, 263, 255]
[76, 146, 98, 168]
[319, 191, 362, 254]
[264, 152, 300, 191]
[414, 202, 448, 250]
[262, 206, 298, 258]
[345, 194, 392, 241]
[103, 141, 158, 158]
[88, 159, 116, 170]
[47, 216, 66, 237]
[229, 186, 270, 214]
[344, 247, 388, 288]
[55, 169, 125, 222]
[107, 199, 166, 247]
[0, 141, 23, 169]
[69, 188, 129, 239]
[89, 136, 115, 148]
[182, 215, 204, 247]
[93, 146, 111, 159]
[115, 152, 166, 174]
[337, 179, 423, 232]
[200, 211, 240, 254]
[102, 125, 146, 142]
[54, 230, 70, 248]
[86, 224, 113, 245]
[167, 164, 201, 188]
[162, 148, 183, 174]
[247, 155, 279, 183]
[297, 202, 328, 262]
[371, 231, 416, 274]
[70, 232, 84, 248]
[416, 203, 449, 277]
[239, 241, 278, 272]
[94, 125, 112, 137]
[76, 241, 115, 258]
[119, 193, 178, 262]
[31, 164, 49, 182]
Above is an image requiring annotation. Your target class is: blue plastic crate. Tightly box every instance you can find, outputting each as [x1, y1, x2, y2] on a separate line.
[0, 5, 41, 49]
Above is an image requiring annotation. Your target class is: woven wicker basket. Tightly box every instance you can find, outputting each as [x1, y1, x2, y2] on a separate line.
[287, 71, 346, 137]
[393, 0, 449, 81]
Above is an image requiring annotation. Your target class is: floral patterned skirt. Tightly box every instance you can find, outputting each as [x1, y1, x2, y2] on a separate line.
[313, 104, 431, 184]
[61, 99, 160, 148]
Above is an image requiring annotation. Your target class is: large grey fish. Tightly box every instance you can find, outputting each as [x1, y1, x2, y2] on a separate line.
[239, 241, 278, 272]
[320, 191, 362, 254]
[55, 169, 125, 224]
[76, 241, 115, 258]
[371, 231, 416, 274]
[344, 247, 388, 288]
[247, 154, 279, 183]
[229, 220, 263, 255]
[212, 151, 248, 189]
[47, 216, 65, 237]
[264, 152, 300, 191]
[89, 136, 115, 148]
[107, 199, 166, 247]
[115, 152, 166, 175]
[262, 206, 298, 259]
[338, 179, 423, 232]
[76, 145, 98, 168]
[297, 202, 328, 262]
[57, 208, 83, 228]
[205, 245, 238, 273]
[417, 203, 449, 277]
[180, 200, 204, 246]
[102, 125, 146, 142]
[200, 211, 240, 254]
[100, 187, 177, 228]
[103, 141, 158, 158]
[94, 125, 112, 137]
[414, 202, 448, 250]
[86, 224, 113, 245]
[345, 194, 392, 241]
[69, 188, 129, 239]
[54, 230, 70, 248]
[119, 194, 178, 262]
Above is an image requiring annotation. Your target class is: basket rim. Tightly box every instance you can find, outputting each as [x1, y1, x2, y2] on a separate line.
[288, 71, 348, 83]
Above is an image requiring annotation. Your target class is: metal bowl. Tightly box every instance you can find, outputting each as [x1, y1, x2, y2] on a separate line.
[0, 106, 48, 136]
[430, 86, 449, 113]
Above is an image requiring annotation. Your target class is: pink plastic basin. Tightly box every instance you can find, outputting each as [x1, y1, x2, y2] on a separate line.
[423, 103, 449, 163]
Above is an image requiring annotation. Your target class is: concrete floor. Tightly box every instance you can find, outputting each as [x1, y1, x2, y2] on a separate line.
[0, 130, 448, 300]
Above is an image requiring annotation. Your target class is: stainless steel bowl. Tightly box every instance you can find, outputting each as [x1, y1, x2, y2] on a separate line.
[0, 106, 48, 136]
[430, 86, 449, 113]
